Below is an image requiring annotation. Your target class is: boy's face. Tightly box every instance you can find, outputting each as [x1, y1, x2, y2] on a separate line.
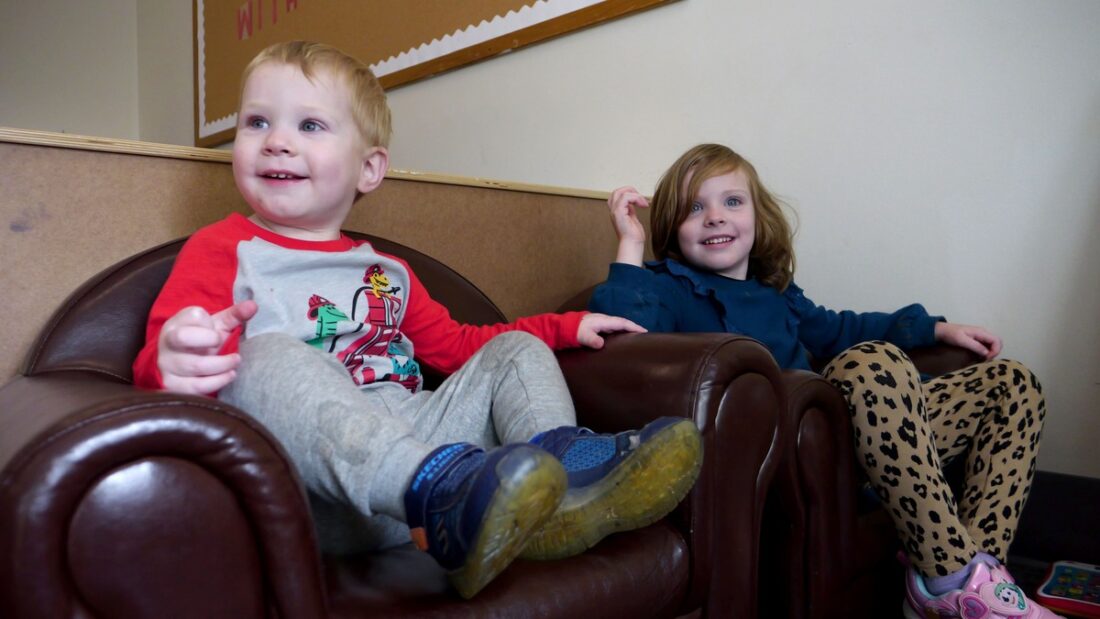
[676, 169, 756, 280]
[233, 62, 385, 240]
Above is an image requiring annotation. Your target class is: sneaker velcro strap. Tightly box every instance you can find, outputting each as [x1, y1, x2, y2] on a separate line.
[404, 443, 482, 558]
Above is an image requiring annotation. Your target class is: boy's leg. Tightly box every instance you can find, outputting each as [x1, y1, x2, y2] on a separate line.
[404, 331, 703, 560]
[219, 332, 567, 598]
[921, 359, 1046, 559]
[402, 330, 577, 447]
[218, 333, 431, 528]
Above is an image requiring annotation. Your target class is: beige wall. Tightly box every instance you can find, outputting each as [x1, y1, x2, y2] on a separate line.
[2, 0, 1099, 478]
[137, 0, 193, 146]
[0, 0, 139, 139]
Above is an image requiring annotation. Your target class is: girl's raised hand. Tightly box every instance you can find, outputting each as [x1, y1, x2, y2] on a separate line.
[576, 312, 647, 349]
[934, 322, 1003, 361]
[607, 186, 650, 266]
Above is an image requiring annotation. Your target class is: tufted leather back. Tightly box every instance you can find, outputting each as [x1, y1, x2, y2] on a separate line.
[23, 232, 507, 382]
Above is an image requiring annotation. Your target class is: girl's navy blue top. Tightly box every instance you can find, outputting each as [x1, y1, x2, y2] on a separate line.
[588, 260, 942, 371]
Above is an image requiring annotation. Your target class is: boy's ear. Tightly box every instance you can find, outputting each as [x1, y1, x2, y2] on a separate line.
[357, 146, 389, 195]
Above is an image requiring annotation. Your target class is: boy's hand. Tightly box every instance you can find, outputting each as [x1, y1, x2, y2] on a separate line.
[158, 300, 258, 395]
[934, 321, 1002, 361]
[576, 312, 647, 349]
[608, 186, 649, 266]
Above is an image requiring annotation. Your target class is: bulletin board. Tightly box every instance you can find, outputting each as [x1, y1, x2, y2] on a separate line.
[193, 0, 677, 147]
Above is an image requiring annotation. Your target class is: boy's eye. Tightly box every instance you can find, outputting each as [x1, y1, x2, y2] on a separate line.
[300, 120, 322, 132]
[246, 116, 268, 129]
[725, 196, 742, 207]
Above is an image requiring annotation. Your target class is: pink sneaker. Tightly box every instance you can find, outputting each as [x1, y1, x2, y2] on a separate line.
[903, 555, 1064, 618]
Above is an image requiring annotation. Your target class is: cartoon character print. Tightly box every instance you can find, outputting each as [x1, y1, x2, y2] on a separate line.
[305, 295, 348, 346]
[949, 581, 1028, 619]
[306, 264, 420, 390]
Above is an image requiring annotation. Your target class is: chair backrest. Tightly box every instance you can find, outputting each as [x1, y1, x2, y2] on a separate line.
[23, 232, 507, 382]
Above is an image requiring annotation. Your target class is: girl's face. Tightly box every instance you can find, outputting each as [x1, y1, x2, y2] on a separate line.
[676, 169, 756, 279]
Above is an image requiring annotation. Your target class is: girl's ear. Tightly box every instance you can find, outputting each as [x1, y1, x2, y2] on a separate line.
[357, 146, 389, 195]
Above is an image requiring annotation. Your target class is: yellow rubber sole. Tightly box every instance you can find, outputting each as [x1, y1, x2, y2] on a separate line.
[520, 419, 703, 561]
[448, 448, 566, 599]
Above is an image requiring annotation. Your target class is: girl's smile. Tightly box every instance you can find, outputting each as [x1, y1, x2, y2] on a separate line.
[676, 169, 756, 280]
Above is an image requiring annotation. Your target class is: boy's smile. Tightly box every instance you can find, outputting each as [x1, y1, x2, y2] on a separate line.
[676, 169, 756, 280]
[232, 62, 385, 241]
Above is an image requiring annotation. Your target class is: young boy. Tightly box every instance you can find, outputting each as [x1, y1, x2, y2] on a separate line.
[133, 41, 703, 599]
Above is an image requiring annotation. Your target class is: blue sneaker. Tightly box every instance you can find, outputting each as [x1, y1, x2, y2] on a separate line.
[404, 442, 566, 598]
[522, 416, 703, 560]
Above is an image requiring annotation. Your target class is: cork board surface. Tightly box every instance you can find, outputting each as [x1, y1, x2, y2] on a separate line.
[0, 136, 635, 381]
[195, 0, 676, 145]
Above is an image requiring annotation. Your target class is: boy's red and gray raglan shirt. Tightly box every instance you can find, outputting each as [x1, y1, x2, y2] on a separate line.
[133, 213, 585, 392]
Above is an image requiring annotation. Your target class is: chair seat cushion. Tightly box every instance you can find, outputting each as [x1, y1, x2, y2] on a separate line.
[325, 520, 690, 618]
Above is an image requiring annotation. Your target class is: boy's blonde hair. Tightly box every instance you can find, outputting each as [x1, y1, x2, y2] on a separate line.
[240, 40, 392, 148]
[650, 143, 796, 291]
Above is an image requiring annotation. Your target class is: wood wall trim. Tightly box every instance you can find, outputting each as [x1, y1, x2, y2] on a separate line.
[0, 127, 607, 200]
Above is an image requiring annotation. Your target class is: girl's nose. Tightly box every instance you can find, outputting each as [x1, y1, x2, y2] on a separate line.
[704, 205, 726, 225]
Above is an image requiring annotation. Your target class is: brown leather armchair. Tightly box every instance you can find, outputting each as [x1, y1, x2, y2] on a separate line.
[0, 234, 788, 619]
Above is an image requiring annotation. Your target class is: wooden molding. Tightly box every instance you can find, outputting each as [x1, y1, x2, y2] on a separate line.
[0, 126, 609, 200]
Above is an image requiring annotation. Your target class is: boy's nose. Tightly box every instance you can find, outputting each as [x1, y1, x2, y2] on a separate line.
[262, 131, 294, 155]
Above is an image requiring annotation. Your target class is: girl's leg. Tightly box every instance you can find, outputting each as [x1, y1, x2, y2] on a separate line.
[823, 341, 978, 577]
[921, 359, 1045, 559]
[824, 342, 1047, 578]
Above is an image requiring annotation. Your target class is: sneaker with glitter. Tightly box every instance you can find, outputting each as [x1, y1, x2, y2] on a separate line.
[403, 442, 566, 598]
[904, 554, 1064, 619]
[521, 416, 703, 560]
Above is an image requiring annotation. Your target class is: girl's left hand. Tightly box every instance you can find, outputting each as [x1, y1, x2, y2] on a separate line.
[576, 312, 647, 349]
[934, 322, 1003, 360]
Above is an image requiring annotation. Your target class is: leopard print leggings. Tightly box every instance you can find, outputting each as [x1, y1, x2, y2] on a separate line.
[822, 341, 1045, 578]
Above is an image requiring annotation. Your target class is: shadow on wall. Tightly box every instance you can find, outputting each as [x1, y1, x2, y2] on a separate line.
[1045, 100, 1100, 478]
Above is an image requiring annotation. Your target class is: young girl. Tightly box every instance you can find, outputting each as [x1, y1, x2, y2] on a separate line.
[590, 143, 1057, 618]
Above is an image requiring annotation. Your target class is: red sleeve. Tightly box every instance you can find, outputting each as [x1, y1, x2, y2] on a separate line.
[397, 261, 587, 375]
[132, 225, 243, 390]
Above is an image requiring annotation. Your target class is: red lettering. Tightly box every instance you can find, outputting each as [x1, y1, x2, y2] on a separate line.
[286, 0, 297, 11]
[271, 0, 278, 25]
[237, 1, 252, 40]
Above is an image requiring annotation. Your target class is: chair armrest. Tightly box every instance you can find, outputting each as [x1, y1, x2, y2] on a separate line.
[0, 372, 326, 619]
[556, 332, 787, 618]
[769, 369, 858, 618]
[906, 343, 983, 377]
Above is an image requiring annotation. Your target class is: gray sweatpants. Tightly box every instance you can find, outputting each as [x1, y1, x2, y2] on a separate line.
[219, 330, 576, 553]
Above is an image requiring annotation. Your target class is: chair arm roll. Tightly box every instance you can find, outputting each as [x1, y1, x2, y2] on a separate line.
[556, 332, 787, 618]
[0, 372, 326, 619]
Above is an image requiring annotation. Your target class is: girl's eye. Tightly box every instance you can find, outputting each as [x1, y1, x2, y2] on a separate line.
[246, 116, 268, 129]
[690, 202, 703, 212]
[725, 196, 742, 207]
[300, 120, 322, 132]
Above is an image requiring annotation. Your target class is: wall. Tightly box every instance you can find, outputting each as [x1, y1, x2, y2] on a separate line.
[0, 0, 139, 139]
[2, 0, 1099, 478]
[137, 0, 194, 146]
